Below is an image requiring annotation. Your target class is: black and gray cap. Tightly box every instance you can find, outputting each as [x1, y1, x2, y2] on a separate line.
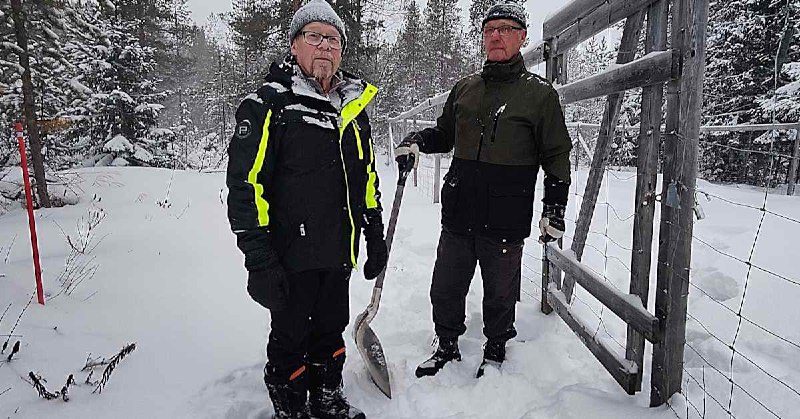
[482, 3, 527, 29]
[289, 0, 347, 48]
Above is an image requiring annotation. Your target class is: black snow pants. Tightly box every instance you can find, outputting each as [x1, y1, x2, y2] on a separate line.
[266, 268, 351, 381]
[430, 228, 523, 342]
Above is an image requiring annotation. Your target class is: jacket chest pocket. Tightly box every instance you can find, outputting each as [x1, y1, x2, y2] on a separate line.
[486, 183, 534, 231]
[489, 112, 536, 165]
[278, 113, 341, 171]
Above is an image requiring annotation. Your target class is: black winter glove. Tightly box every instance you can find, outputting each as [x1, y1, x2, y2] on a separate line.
[539, 203, 566, 244]
[395, 132, 422, 173]
[247, 263, 289, 311]
[363, 213, 388, 280]
[236, 230, 289, 310]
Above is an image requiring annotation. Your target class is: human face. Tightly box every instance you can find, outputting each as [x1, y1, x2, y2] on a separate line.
[291, 22, 343, 88]
[482, 18, 526, 62]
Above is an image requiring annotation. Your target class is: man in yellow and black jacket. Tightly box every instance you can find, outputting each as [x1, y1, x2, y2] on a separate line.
[226, 2, 381, 418]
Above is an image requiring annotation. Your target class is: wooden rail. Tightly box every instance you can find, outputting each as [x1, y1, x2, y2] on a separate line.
[544, 0, 662, 54]
[557, 50, 676, 105]
[545, 243, 660, 343]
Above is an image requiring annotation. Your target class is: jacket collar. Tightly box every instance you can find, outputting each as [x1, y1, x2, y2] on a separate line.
[481, 52, 525, 82]
[266, 55, 367, 111]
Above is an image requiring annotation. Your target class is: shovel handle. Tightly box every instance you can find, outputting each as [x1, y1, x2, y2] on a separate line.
[373, 158, 413, 289]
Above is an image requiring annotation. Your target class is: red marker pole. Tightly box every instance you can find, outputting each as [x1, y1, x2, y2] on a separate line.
[15, 122, 45, 305]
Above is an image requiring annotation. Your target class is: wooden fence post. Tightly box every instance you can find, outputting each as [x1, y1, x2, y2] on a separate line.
[787, 129, 799, 196]
[651, 0, 710, 407]
[628, 0, 668, 392]
[562, 12, 645, 302]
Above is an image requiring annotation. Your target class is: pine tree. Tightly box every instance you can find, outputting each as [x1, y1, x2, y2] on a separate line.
[423, 0, 468, 98]
[380, 0, 426, 115]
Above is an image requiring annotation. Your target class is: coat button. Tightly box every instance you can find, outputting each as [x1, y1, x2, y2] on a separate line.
[502, 249, 507, 254]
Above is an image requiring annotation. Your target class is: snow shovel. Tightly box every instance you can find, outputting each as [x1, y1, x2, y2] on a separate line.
[352, 154, 415, 399]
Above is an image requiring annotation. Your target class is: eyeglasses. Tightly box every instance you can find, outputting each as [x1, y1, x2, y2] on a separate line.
[482, 25, 524, 37]
[301, 31, 343, 50]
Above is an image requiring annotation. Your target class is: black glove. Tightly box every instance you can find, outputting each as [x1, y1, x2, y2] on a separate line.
[395, 132, 422, 173]
[539, 173, 569, 244]
[539, 203, 566, 244]
[237, 230, 289, 310]
[362, 213, 388, 280]
[247, 264, 289, 310]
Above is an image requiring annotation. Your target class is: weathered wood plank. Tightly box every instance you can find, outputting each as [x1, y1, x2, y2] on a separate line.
[546, 244, 659, 343]
[700, 122, 800, 132]
[545, 0, 661, 54]
[651, 0, 709, 407]
[522, 40, 546, 68]
[556, 50, 675, 105]
[628, 0, 669, 393]
[547, 287, 638, 395]
[562, 13, 644, 303]
[788, 130, 799, 196]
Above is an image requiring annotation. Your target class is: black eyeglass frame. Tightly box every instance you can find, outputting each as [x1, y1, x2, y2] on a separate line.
[300, 31, 343, 49]
[482, 25, 525, 37]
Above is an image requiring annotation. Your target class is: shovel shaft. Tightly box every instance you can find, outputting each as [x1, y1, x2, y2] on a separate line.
[353, 157, 414, 399]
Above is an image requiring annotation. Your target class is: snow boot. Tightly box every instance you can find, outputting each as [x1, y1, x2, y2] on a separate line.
[265, 364, 310, 419]
[476, 339, 506, 378]
[415, 336, 461, 378]
[308, 351, 365, 419]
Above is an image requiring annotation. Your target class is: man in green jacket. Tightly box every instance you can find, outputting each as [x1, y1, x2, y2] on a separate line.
[396, 3, 572, 379]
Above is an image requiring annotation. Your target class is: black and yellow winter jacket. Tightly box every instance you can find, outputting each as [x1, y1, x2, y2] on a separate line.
[416, 52, 572, 241]
[227, 56, 382, 274]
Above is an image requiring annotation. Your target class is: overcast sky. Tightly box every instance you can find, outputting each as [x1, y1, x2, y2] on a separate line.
[185, 0, 570, 41]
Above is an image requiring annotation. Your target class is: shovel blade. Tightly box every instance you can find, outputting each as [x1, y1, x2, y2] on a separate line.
[354, 322, 392, 398]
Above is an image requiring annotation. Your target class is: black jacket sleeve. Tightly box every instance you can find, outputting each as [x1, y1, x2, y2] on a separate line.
[226, 92, 280, 271]
[417, 86, 458, 154]
[538, 90, 572, 206]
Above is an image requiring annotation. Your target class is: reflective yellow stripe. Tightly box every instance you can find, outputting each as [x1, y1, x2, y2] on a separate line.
[247, 110, 272, 227]
[353, 121, 364, 160]
[341, 84, 378, 132]
[365, 136, 378, 209]
[338, 83, 378, 268]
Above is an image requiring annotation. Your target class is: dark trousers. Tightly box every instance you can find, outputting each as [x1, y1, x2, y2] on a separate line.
[430, 228, 523, 342]
[267, 268, 351, 380]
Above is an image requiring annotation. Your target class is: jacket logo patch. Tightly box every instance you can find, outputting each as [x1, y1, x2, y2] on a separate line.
[235, 120, 252, 139]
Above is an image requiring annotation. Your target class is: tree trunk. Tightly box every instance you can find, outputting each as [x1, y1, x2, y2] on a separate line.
[10, 0, 51, 208]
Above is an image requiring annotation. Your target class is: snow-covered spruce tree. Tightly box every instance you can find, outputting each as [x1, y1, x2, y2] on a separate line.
[702, 0, 800, 184]
[71, 2, 168, 167]
[1, 0, 86, 173]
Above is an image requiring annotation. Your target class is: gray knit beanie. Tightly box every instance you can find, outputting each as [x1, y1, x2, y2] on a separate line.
[289, 0, 347, 48]
[482, 3, 527, 29]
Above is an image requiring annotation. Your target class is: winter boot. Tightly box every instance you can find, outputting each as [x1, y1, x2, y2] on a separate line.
[308, 349, 365, 419]
[476, 339, 506, 378]
[414, 336, 461, 378]
[264, 364, 310, 419]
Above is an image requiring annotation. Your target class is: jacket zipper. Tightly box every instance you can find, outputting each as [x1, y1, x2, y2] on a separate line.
[477, 119, 486, 161]
[490, 114, 500, 144]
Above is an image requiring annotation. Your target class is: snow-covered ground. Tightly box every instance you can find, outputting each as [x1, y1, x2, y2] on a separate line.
[0, 157, 798, 418]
